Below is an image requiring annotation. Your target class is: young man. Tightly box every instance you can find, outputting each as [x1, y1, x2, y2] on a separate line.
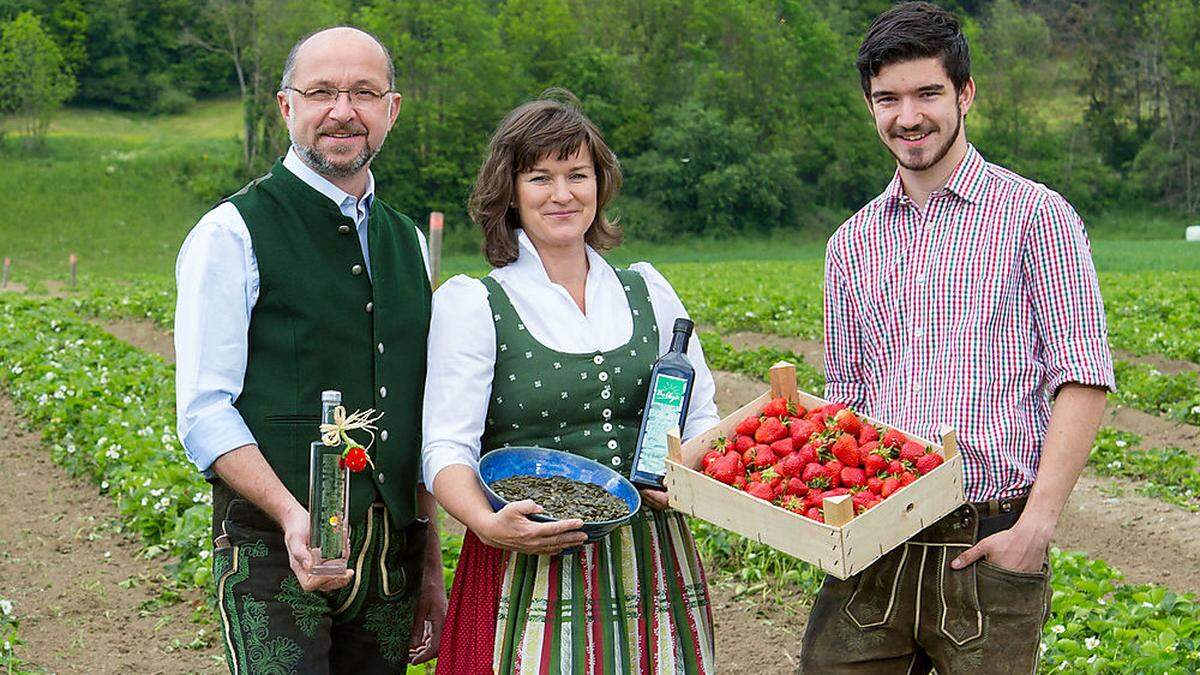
[801, 3, 1114, 673]
[175, 27, 446, 672]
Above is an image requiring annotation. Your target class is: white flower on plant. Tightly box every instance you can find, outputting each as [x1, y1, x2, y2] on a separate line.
[140, 497, 148, 506]
[11, 364, 22, 375]
[199, 550, 211, 560]
[0, 599, 12, 616]
[1087, 655, 1097, 665]
[1115, 439, 1127, 448]
[67, 444, 76, 454]
[1143, 601, 1155, 608]
[1191, 405, 1200, 415]
[1039, 642, 1047, 656]
[105, 448, 120, 460]
[1085, 636, 1100, 650]
[101, 481, 109, 490]
[1051, 624, 1066, 634]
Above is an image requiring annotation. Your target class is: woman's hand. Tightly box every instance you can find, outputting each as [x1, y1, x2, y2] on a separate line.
[639, 488, 671, 512]
[475, 500, 588, 555]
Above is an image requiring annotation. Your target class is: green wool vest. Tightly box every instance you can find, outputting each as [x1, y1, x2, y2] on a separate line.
[226, 158, 430, 527]
[480, 270, 658, 474]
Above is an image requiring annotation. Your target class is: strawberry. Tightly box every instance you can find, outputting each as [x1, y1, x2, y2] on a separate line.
[343, 445, 370, 472]
[770, 437, 795, 456]
[711, 458, 738, 485]
[899, 471, 917, 487]
[801, 463, 828, 483]
[804, 490, 826, 509]
[834, 409, 862, 436]
[915, 452, 944, 475]
[804, 507, 824, 522]
[863, 452, 887, 477]
[822, 403, 846, 416]
[880, 476, 901, 498]
[747, 481, 776, 502]
[734, 434, 756, 452]
[888, 459, 906, 475]
[807, 411, 827, 429]
[824, 487, 851, 497]
[752, 445, 778, 469]
[785, 477, 809, 497]
[859, 424, 880, 444]
[755, 416, 788, 444]
[881, 428, 908, 449]
[840, 467, 867, 488]
[702, 449, 724, 472]
[797, 443, 819, 466]
[852, 491, 878, 514]
[900, 441, 926, 464]
[735, 416, 761, 436]
[824, 460, 845, 487]
[732, 474, 748, 490]
[781, 495, 806, 514]
[760, 466, 783, 489]
[793, 404, 809, 418]
[761, 397, 791, 419]
[859, 440, 880, 455]
[866, 476, 884, 495]
[830, 433, 862, 468]
[789, 419, 818, 444]
[780, 453, 805, 478]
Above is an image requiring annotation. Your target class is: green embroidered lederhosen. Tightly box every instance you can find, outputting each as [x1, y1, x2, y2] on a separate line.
[213, 499, 426, 675]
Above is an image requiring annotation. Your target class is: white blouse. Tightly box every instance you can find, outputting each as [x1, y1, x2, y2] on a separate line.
[421, 229, 721, 488]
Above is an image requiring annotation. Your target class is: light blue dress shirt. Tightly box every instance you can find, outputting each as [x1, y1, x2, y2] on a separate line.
[174, 148, 429, 475]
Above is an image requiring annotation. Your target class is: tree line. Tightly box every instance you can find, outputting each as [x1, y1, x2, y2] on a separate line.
[2, 0, 1199, 237]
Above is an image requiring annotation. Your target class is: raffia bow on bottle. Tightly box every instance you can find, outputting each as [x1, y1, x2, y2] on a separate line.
[319, 406, 384, 472]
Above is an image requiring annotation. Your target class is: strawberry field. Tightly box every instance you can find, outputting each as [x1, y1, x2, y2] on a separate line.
[1, 252, 1199, 673]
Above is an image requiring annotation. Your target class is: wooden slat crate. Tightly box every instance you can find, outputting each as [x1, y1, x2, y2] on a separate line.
[664, 362, 964, 579]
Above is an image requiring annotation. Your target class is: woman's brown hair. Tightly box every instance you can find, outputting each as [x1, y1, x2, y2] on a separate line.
[469, 89, 623, 267]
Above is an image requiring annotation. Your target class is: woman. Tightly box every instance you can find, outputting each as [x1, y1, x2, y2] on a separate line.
[422, 92, 720, 674]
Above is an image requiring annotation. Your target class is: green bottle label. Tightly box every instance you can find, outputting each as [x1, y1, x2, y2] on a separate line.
[636, 373, 689, 476]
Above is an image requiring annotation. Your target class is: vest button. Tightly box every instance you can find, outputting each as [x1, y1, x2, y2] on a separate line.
[379, 386, 388, 398]
[606, 439, 618, 450]
[593, 355, 604, 365]
[377, 342, 385, 354]
[600, 388, 611, 400]
[380, 429, 389, 442]
[611, 456, 621, 466]
[338, 224, 352, 234]
[365, 301, 374, 313]
[351, 264, 364, 276]
[602, 408, 612, 419]
[377, 472, 385, 483]
[602, 422, 613, 432]
[598, 372, 609, 382]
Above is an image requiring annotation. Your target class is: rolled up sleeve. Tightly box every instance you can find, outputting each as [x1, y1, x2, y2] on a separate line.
[1023, 193, 1117, 396]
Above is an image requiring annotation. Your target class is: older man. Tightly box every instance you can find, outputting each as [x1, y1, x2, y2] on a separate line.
[175, 26, 445, 672]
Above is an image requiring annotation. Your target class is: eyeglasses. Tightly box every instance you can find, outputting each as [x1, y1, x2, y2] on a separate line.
[282, 86, 394, 108]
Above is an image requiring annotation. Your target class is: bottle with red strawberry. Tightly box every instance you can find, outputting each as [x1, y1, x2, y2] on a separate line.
[308, 390, 351, 575]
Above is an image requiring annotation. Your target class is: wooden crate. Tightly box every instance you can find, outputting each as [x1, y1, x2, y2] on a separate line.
[664, 362, 963, 579]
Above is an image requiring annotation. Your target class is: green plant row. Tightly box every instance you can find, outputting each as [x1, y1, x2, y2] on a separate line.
[1102, 273, 1200, 364]
[1089, 428, 1200, 511]
[67, 277, 176, 329]
[698, 333, 825, 393]
[1, 597, 32, 675]
[1112, 361, 1200, 427]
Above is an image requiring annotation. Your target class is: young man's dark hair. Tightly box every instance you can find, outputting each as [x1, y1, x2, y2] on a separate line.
[856, 1, 971, 95]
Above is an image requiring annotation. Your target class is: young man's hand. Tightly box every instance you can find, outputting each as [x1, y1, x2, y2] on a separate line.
[280, 503, 355, 592]
[951, 516, 1052, 573]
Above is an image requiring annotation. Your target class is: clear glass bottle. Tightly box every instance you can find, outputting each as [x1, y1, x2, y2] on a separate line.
[630, 318, 696, 488]
[308, 389, 350, 574]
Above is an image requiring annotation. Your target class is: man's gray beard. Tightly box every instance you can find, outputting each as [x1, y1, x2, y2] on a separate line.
[290, 133, 383, 180]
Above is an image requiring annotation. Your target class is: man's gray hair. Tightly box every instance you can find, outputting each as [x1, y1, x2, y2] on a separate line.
[280, 26, 396, 92]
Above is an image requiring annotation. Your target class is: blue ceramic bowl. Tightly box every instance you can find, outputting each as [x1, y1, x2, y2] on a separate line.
[477, 446, 641, 542]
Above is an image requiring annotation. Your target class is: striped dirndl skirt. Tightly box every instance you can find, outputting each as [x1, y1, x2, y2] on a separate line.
[436, 509, 715, 674]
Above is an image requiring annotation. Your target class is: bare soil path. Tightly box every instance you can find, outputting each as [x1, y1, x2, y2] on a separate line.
[0, 395, 223, 673]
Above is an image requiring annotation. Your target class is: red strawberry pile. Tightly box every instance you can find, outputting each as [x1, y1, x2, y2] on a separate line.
[700, 397, 944, 524]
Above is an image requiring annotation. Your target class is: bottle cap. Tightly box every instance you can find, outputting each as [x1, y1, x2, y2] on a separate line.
[673, 318, 695, 334]
[321, 390, 342, 404]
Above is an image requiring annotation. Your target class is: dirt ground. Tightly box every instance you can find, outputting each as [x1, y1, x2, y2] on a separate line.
[0, 395, 223, 673]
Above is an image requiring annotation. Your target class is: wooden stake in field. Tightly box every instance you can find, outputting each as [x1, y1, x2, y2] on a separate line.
[428, 211, 444, 289]
[69, 253, 78, 288]
[1, 257, 9, 289]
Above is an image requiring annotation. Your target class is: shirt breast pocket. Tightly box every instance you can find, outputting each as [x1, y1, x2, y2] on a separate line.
[940, 269, 1022, 334]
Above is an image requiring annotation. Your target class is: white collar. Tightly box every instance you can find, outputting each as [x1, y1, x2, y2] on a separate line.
[283, 147, 375, 209]
[509, 229, 611, 288]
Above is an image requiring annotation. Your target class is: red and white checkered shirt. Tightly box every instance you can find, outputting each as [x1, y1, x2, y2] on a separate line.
[824, 144, 1116, 502]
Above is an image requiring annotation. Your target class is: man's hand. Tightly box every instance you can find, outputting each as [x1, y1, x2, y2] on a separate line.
[407, 558, 448, 664]
[951, 516, 1053, 573]
[280, 503, 354, 592]
[639, 488, 671, 511]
